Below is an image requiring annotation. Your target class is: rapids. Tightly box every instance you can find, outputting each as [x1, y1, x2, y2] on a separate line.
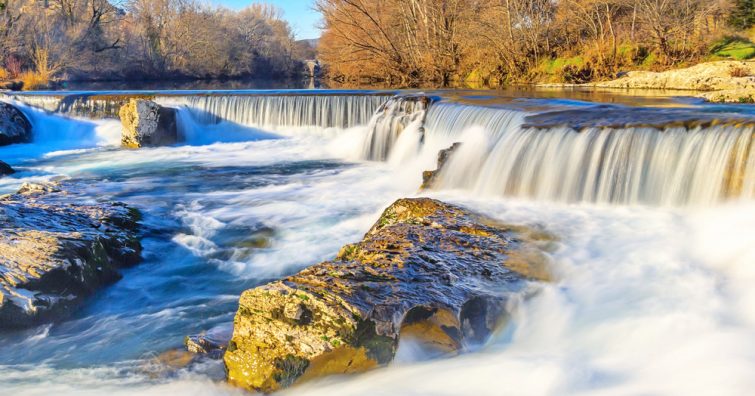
[0, 90, 754, 396]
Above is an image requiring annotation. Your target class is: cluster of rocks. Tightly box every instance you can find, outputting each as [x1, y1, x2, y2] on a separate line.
[219, 197, 551, 392]
[0, 181, 142, 329]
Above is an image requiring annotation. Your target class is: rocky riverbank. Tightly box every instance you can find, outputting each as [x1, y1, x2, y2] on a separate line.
[591, 61, 755, 103]
[0, 181, 142, 330]
[223, 197, 552, 392]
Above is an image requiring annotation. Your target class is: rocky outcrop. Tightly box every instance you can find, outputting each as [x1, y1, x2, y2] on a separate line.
[119, 99, 179, 148]
[224, 198, 552, 392]
[0, 160, 14, 177]
[592, 61, 755, 103]
[0, 102, 32, 146]
[421, 143, 461, 189]
[0, 182, 142, 330]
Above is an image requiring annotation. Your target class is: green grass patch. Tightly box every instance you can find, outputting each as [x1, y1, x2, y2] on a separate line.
[641, 52, 658, 67]
[538, 56, 586, 75]
[710, 37, 755, 60]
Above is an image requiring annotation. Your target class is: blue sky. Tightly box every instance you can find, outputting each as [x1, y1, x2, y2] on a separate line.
[218, 0, 321, 40]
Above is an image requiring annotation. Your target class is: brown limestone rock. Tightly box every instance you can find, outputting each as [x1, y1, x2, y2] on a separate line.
[224, 197, 552, 392]
[119, 99, 179, 148]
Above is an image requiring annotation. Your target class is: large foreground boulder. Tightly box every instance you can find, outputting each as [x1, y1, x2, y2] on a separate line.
[119, 99, 179, 148]
[0, 102, 32, 146]
[224, 198, 551, 392]
[0, 182, 142, 329]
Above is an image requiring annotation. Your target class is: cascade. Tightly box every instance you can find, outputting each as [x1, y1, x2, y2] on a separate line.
[172, 94, 389, 130]
[425, 104, 755, 206]
[6, 91, 755, 206]
[360, 95, 432, 161]
[362, 101, 755, 206]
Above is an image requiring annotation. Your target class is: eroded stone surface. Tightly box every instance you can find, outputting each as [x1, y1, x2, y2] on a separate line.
[224, 198, 552, 392]
[0, 102, 32, 146]
[0, 181, 142, 329]
[119, 99, 178, 148]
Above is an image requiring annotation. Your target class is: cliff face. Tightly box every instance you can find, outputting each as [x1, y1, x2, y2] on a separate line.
[0, 182, 142, 329]
[224, 198, 552, 392]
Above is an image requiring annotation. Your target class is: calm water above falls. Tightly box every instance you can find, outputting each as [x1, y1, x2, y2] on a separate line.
[0, 90, 754, 395]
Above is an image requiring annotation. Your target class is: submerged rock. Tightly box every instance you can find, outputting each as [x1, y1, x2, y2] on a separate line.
[119, 99, 179, 148]
[224, 198, 551, 392]
[421, 143, 461, 189]
[0, 160, 14, 176]
[185, 323, 233, 359]
[0, 102, 32, 146]
[0, 182, 142, 330]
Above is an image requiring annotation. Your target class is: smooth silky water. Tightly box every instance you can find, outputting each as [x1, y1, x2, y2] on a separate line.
[0, 90, 754, 395]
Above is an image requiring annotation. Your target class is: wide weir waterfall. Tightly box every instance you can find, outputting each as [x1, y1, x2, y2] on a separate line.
[357, 99, 755, 206]
[417, 103, 755, 206]
[7, 92, 755, 207]
[2, 89, 754, 396]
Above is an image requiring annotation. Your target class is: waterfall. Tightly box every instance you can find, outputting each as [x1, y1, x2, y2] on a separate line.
[8, 93, 391, 131]
[360, 95, 432, 161]
[417, 103, 755, 206]
[6, 91, 755, 206]
[170, 94, 389, 131]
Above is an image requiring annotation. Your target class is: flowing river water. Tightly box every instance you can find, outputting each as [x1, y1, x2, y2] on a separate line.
[1, 90, 754, 395]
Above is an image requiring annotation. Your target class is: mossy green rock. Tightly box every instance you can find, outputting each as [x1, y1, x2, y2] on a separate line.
[0, 181, 142, 329]
[225, 198, 552, 392]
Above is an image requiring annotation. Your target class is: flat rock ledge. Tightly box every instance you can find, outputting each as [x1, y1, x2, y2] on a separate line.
[119, 99, 179, 148]
[0, 182, 142, 330]
[224, 198, 551, 392]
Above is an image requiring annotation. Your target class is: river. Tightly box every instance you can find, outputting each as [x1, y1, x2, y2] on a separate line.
[0, 89, 753, 395]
